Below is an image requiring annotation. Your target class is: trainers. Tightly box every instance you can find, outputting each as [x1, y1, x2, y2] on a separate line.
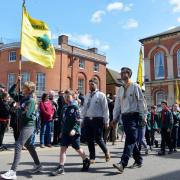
[130, 162, 142, 169]
[113, 163, 124, 174]
[158, 150, 165, 156]
[168, 150, 173, 154]
[145, 147, 149, 155]
[29, 164, 43, 174]
[1, 170, 17, 180]
[50, 165, 65, 176]
[105, 152, 111, 162]
[81, 158, 90, 171]
[40, 144, 45, 148]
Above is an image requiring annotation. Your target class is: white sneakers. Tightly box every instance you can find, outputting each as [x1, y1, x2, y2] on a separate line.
[1, 170, 17, 180]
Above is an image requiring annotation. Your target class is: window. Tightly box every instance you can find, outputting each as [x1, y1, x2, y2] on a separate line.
[78, 79, 84, 94]
[36, 73, 45, 91]
[177, 49, 180, 77]
[156, 91, 166, 105]
[79, 59, 85, 69]
[21, 72, 30, 86]
[154, 52, 165, 79]
[93, 63, 99, 72]
[7, 73, 15, 89]
[9, 51, 16, 62]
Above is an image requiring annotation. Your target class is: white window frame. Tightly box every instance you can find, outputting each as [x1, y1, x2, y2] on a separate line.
[93, 63, 99, 72]
[177, 49, 180, 77]
[36, 73, 45, 91]
[79, 59, 85, 69]
[78, 79, 84, 94]
[7, 73, 15, 89]
[9, 51, 16, 62]
[154, 52, 165, 80]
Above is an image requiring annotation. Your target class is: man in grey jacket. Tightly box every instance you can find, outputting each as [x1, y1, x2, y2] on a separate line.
[112, 67, 147, 174]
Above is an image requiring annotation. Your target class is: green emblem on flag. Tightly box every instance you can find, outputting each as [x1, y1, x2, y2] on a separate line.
[36, 34, 51, 51]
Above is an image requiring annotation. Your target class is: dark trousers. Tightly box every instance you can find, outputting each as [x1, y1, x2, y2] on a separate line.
[53, 119, 61, 144]
[84, 117, 108, 160]
[160, 128, 172, 152]
[172, 126, 178, 150]
[121, 113, 142, 167]
[145, 129, 157, 147]
[0, 122, 8, 147]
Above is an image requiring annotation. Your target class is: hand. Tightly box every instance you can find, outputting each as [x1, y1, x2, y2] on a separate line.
[157, 128, 161, 133]
[111, 120, 117, 129]
[16, 75, 21, 84]
[104, 123, 109, 129]
[69, 129, 76, 136]
[167, 128, 171, 132]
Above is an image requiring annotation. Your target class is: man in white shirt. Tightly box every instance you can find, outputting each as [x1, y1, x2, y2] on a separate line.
[81, 78, 110, 164]
[112, 67, 147, 174]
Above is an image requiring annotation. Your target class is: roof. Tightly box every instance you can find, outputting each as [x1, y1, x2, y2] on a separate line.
[139, 26, 180, 43]
[106, 68, 121, 86]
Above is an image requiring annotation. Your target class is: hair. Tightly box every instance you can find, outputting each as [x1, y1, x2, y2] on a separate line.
[89, 78, 98, 85]
[151, 105, 157, 109]
[64, 89, 74, 96]
[121, 67, 132, 77]
[41, 93, 49, 101]
[1, 91, 8, 100]
[23, 81, 35, 94]
[161, 100, 167, 105]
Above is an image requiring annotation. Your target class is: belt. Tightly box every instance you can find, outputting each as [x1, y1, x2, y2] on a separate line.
[122, 112, 139, 116]
[85, 117, 103, 120]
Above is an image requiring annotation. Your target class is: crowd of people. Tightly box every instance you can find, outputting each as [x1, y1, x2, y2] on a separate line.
[0, 67, 180, 179]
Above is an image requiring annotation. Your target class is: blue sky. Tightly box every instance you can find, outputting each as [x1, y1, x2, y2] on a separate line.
[1, 0, 180, 81]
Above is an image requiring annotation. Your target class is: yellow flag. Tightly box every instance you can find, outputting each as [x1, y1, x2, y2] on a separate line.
[20, 5, 55, 68]
[137, 47, 143, 88]
[176, 80, 180, 104]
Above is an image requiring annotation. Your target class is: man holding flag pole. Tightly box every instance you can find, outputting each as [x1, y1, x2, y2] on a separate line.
[1, 0, 55, 179]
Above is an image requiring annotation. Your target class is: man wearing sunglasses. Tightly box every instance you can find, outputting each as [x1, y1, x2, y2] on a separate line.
[112, 67, 147, 174]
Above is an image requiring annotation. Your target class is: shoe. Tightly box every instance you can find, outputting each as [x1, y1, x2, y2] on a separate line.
[105, 152, 111, 162]
[90, 159, 96, 164]
[154, 141, 158, 148]
[168, 150, 173, 154]
[50, 165, 65, 176]
[0, 146, 7, 151]
[29, 164, 43, 174]
[40, 144, 45, 148]
[174, 149, 177, 152]
[22, 146, 27, 150]
[113, 163, 124, 174]
[130, 162, 142, 169]
[81, 158, 90, 171]
[158, 150, 165, 156]
[1, 170, 17, 180]
[112, 142, 116, 145]
[47, 144, 52, 148]
[145, 148, 149, 155]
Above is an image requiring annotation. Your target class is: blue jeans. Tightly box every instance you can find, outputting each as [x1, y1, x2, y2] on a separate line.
[137, 127, 147, 149]
[40, 121, 52, 145]
[121, 113, 143, 167]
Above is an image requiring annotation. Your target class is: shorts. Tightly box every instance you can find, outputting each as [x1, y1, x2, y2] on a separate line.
[60, 134, 80, 150]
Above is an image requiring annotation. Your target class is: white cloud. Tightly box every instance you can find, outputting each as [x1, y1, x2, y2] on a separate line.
[167, 26, 177, 30]
[91, 10, 106, 23]
[107, 2, 124, 12]
[169, 0, 180, 12]
[122, 18, 139, 29]
[124, 3, 133, 12]
[177, 17, 180, 22]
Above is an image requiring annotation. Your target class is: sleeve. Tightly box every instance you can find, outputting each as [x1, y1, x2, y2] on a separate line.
[24, 99, 35, 120]
[135, 84, 148, 120]
[80, 94, 88, 120]
[39, 102, 51, 119]
[73, 106, 81, 134]
[8, 84, 19, 102]
[101, 93, 109, 124]
[169, 111, 174, 129]
[113, 88, 121, 122]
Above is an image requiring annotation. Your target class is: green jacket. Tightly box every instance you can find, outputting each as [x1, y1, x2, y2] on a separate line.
[61, 102, 81, 135]
[147, 112, 159, 130]
[158, 110, 173, 129]
[8, 84, 36, 127]
[172, 111, 180, 127]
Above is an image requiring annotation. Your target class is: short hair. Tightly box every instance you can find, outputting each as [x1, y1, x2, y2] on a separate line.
[41, 93, 48, 101]
[121, 67, 132, 77]
[89, 78, 98, 85]
[64, 89, 74, 96]
[161, 100, 167, 105]
[23, 81, 35, 93]
[151, 105, 157, 109]
[0, 83, 6, 88]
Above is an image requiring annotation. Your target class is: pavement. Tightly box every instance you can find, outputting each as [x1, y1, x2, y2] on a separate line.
[1, 131, 180, 180]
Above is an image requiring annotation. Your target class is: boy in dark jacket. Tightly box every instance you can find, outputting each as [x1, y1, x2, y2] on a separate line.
[158, 101, 173, 155]
[51, 90, 90, 176]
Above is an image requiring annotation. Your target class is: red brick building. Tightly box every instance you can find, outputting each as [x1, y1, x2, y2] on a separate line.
[140, 27, 180, 107]
[0, 35, 107, 98]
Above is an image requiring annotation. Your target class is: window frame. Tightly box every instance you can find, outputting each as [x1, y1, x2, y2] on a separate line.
[177, 49, 180, 77]
[79, 59, 85, 69]
[7, 73, 16, 90]
[36, 73, 45, 92]
[9, 51, 17, 62]
[93, 63, 99, 72]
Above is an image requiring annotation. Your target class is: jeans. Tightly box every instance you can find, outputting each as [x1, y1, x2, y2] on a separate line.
[137, 127, 147, 150]
[121, 113, 143, 167]
[40, 121, 53, 145]
[172, 126, 178, 150]
[84, 117, 108, 160]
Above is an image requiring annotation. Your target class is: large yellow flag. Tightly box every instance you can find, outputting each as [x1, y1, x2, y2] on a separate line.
[20, 5, 55, 68]
[176, 80, 180, 104]
[137, 47, 143, 88]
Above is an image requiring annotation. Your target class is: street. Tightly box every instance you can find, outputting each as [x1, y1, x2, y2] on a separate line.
[0, 132, 180, 180]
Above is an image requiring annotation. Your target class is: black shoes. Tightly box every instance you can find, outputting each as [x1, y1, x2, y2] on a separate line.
[158, 150, 165, 156]
[130, 162, 142, 169]
[81, 158, 90, 171]
[50, 165, 65, 176]
[113, 163, 124, 174]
